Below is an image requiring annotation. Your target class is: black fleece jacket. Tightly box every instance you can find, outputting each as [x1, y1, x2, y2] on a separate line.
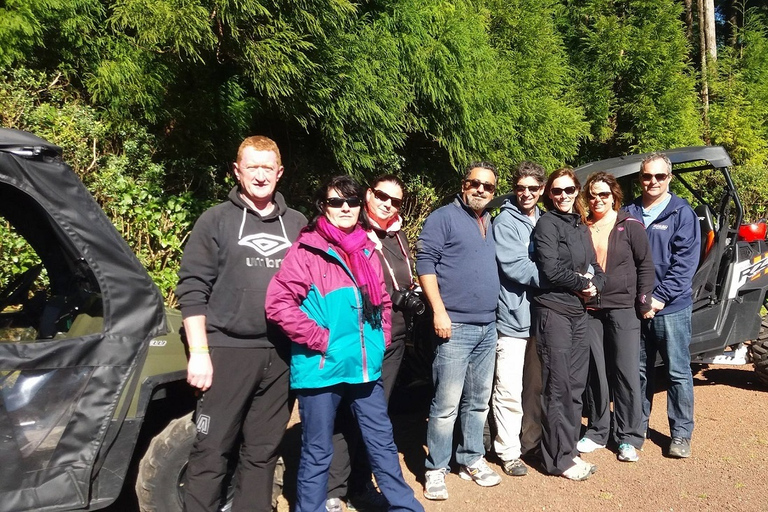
[533, 208, 606, 317]
[176, 187, 307, 347]
[587, 211, 655, 314]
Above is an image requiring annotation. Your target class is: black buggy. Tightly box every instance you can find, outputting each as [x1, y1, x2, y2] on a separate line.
[573, 146, 768, 384]
[0, 129, 268, 512]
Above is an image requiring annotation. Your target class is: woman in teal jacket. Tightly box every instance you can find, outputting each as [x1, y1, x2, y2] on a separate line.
[266, 175, 423, 512]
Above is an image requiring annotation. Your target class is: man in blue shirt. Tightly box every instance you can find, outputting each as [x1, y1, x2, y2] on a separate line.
[417, 163, 502, 500]
[624, 152, 700, 458]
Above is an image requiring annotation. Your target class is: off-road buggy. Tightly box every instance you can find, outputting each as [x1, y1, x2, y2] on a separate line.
[0, 129, 275, 512]
[573, 146, 768, 384]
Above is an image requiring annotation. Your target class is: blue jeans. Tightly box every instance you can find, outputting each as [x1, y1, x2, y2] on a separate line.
[295, 381, 423, 512]
[639, 305, 694, 439]
[425, 322, 497, 470]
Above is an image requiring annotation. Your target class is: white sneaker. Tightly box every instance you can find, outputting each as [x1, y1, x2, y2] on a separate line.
[459, 457, 501, 487]
[573, 456, 597, 474]
[561, 459, 594, 481]
[325, 497, 343, 512]
[617, 443, 640, 462]
[424, 468, 449, 500]
[576, 437, 606, 453]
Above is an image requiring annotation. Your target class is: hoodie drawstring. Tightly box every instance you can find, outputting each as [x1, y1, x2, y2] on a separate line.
[238, 207, 248, 240]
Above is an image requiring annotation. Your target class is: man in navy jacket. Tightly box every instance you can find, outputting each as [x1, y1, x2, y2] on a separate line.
[417, 162, 502, 500]
[624, 152, 700, 459]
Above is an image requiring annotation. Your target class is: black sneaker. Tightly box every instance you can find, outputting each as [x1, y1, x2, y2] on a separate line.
[668, 437, 691, 458]
[501, 458, 528, 477]
[346, 484, 388, 511]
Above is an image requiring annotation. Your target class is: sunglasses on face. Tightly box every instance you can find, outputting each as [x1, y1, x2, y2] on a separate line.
[515, 184, 543, 194]
[551, 186, 577, 196]
[464, 179, 496, 194]
[372, 189, 403, 209]
[588, 191, 613, 200]
[325, 196, 361, 208]
[641, 172, 670, 182]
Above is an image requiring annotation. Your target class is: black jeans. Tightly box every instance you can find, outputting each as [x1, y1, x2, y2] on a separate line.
[184, 346, 290, 512]
[327, 337, 406, 498]
[583, 308, 644, 448]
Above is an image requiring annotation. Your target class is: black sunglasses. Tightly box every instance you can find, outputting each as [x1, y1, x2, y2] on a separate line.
[588, 191, 613, 200]
[641, 172, 670, 182]
[515, 184, 543, 193]
[551, 186, 577, 196]
[325, 196, 361, 208]
[465, 179, 496, 194]
[372, 189, 403, 209]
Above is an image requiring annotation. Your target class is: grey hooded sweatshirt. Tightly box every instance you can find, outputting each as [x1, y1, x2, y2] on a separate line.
[493, 196, 542, 338]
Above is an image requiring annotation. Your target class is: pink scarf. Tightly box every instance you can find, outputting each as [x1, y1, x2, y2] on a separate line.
[315, 216, 383, 327]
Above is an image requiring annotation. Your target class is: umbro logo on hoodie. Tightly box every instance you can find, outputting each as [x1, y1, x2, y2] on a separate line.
[239, 233, 292, 256]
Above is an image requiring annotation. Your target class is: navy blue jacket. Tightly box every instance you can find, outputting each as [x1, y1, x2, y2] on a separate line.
[624, 193, 700, 316]
[416, 196, 499, 324]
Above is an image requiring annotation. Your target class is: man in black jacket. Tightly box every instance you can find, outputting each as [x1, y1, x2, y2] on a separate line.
[176, 136, 307, 511]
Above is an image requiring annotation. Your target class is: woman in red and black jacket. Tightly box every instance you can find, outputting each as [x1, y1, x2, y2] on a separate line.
[577, 171, 654, 464]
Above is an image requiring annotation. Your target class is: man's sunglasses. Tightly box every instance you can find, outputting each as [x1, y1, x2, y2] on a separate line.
[465, 179, 496, 194]
[372, 189, 403, 209]
[325, 196, 361, 208]
[515, 184, 543, 193]
[588, 191, 613, 200]
[550, 186, 577, 196]
[641, 172, 670, 182]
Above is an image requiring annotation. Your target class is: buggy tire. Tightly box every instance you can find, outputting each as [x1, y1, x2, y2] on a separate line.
[751, 315, 768, 387]
[136, 413, 196, 512]
[135, 412, 285, 512]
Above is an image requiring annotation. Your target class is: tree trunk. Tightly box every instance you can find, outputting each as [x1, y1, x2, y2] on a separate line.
[703, 0, 717, 63]
[683, 0, 693, 45]
[697, 0, 710, 141]
[725, 0, 742, 48]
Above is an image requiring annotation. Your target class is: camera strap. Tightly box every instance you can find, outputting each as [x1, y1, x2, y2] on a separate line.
[376, 230, 413, 292]
[377, 246, 402, 291]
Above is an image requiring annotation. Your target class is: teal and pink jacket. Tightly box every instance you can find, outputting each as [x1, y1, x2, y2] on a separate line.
[266, 229, 392, 390]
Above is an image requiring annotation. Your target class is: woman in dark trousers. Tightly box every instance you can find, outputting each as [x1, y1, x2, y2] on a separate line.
[326, 175, 415, 511]
[266, 176, 423, 512]
[577, 172, 654, 463]
[532, 167, 606, 481]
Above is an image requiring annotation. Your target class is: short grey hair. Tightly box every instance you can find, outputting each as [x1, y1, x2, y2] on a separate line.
[640, 152, 672, 175]
[513, 161, 546, 184]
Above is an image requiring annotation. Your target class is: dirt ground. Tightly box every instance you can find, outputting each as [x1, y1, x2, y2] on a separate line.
[276, 363, 768, 512]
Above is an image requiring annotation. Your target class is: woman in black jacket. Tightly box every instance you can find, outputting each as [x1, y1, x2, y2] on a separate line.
[532, 167, 606, 481]
[577, 171, 654, 464]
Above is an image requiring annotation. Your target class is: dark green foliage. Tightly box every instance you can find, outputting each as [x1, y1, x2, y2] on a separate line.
[558, 0, 702, 161]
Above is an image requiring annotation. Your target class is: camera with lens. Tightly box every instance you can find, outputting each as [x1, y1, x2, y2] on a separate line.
[391, 283, 426, 315]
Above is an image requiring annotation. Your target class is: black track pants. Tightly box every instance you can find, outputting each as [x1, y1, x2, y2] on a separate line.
[532, 306, 589, 475]
[184, 346, 290, 512]
[583, 308, 644, 448]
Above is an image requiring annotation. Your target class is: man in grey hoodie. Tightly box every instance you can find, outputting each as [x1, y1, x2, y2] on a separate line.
[492, 161, 546, 477]
[176, 136, 307, 512]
